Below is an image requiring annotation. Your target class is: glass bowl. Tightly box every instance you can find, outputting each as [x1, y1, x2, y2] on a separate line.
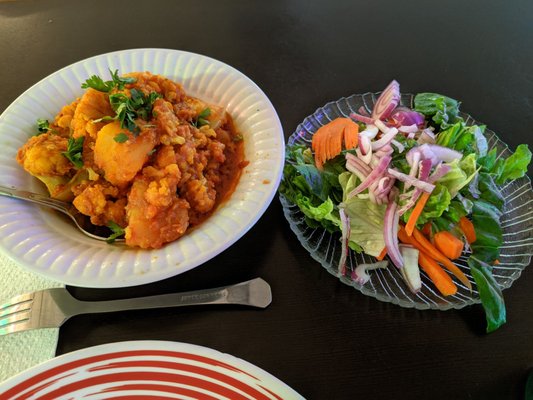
[280, 93, 533, 310]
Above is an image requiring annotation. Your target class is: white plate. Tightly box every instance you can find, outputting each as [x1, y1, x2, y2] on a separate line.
[0, 48, 284, 287]
[0, 340, 304, 399]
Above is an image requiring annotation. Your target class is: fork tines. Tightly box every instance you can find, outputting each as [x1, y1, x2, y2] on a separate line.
[0, 292, 34, 335]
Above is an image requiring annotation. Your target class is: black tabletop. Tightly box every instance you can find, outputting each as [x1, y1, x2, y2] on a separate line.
[1, 1, 532, 399]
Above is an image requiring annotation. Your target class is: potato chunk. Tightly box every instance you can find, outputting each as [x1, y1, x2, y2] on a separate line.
[94, 121, 157, 187]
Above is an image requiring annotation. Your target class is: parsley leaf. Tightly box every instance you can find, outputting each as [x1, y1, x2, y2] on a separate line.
[114, 132, 129, 143]
[36, 118, 50, 134]
[108, 90, 161, 135]
[81, 69, 137, 92]
[106, 221, 125, 244]
[109, 69, 136, 90]
[193, 107, 211, 127]
[62, 136, 84, 168]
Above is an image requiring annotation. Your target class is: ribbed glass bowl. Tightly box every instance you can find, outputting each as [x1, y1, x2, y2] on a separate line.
[280, 93, 533, 310]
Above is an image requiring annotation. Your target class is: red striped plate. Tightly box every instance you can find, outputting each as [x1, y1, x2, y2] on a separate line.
[0, 341, 304, 399]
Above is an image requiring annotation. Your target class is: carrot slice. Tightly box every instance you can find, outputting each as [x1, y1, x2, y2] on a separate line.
[433, 231, 464, 260]
[343, 120, 359, 150]
[421, 222, 432, 237]
[311, 117, 359, 169]
[376, 247, 387, 261]
[405, 192, 431, 236]
[412, 228, 472, 291]
[459, 216, 477, 243]
[418, 251, 457, 296]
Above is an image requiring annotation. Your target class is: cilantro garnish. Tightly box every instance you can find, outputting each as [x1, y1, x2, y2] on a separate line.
[36, 118, 50, 134]
[193, 108, 211, 127]
[107, 89, 162, 135]
[106, 221, 125, 244]
[81, 69, 136, 92]
[83, 70, 161, 135]
[114, 132, 129, 143]
[62, 136, 84, 168]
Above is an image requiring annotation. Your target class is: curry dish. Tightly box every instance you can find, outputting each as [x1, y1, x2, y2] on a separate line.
[16, 71, 245, 248]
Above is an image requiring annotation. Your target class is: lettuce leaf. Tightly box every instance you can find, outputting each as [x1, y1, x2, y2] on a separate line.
[437, 154, 479, 198]
[294, 193, 341, 232]
[280, 145, 343, 233]
[339, 172, 385, 256]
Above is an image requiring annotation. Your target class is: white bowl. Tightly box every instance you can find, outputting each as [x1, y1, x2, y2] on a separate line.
[0, 48, 284, 288]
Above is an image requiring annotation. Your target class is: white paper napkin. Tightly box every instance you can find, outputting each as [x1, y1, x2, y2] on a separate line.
[0, 254, 64, 382]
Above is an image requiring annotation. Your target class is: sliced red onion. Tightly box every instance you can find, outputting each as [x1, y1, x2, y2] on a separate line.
[359, 134, 372, 155]
[387, 168, 436, 193]
[384, 196, 403, 268]
[398, 124, 419, 134]
[371, 127, 399, 151]
[398, 159, 432, 215]
[372, 80, 400, 120]
[358, 106, 370, 116]
[405, 151, 421, 190]
[350, 112, 375, 125]
[374, 144, 394, 158]
[425, 144, 462, 163]
[428, 163, 452, 183]
[373, 119, 390, 133]
[352, 261, 389, 285]
[418, 159, 433, 181]
[369, 154, 381, 168]
[347, 155, 391, 198]
[406, 143, 462, 167]
[390, 109, 425, 128]
[359, 124, 379, 140]
[391, 139, 405, 153]
[338, 207, 351, 276]
[356, 148, 373, 165]
[417, 128, 436, 145]
[346, 152, 372, 175]
[346, 160, 369, 182]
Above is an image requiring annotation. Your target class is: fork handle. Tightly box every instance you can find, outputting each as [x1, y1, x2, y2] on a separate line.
[71, 278, 272, 316]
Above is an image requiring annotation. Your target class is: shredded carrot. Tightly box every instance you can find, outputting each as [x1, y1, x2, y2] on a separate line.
[376, 247, 387, 261]
[493, 259, 500, 266]
[405, 192, 431, 236]
[418, 252, 458, 296]
[311, 117, 359, 169]
[433, 231, 464, 260]
[412, 228, 472, 291]
[458, 216, 477, 244]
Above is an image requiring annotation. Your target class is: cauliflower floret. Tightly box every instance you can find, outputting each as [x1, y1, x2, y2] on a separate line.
[125, 164, 188, 249]
[16, 133, 73, 177]
[72, 88, 114, 139]
[72, 182, 127, 227]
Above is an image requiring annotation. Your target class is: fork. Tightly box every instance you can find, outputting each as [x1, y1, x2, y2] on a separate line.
[0, 278, 271, 336]
[0, 184, 118, 241]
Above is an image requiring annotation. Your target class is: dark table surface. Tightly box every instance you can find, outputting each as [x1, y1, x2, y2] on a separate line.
[1, 1, 532, 399]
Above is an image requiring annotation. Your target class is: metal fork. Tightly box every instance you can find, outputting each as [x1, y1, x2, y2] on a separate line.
[0, 184, 119, 241]
[0, 278, 271, 336]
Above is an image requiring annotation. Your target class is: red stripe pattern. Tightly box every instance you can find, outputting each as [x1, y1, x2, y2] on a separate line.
[0, 347, 296, 400]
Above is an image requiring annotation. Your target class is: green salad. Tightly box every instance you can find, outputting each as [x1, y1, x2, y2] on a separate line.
[280, 80, 531, 332]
